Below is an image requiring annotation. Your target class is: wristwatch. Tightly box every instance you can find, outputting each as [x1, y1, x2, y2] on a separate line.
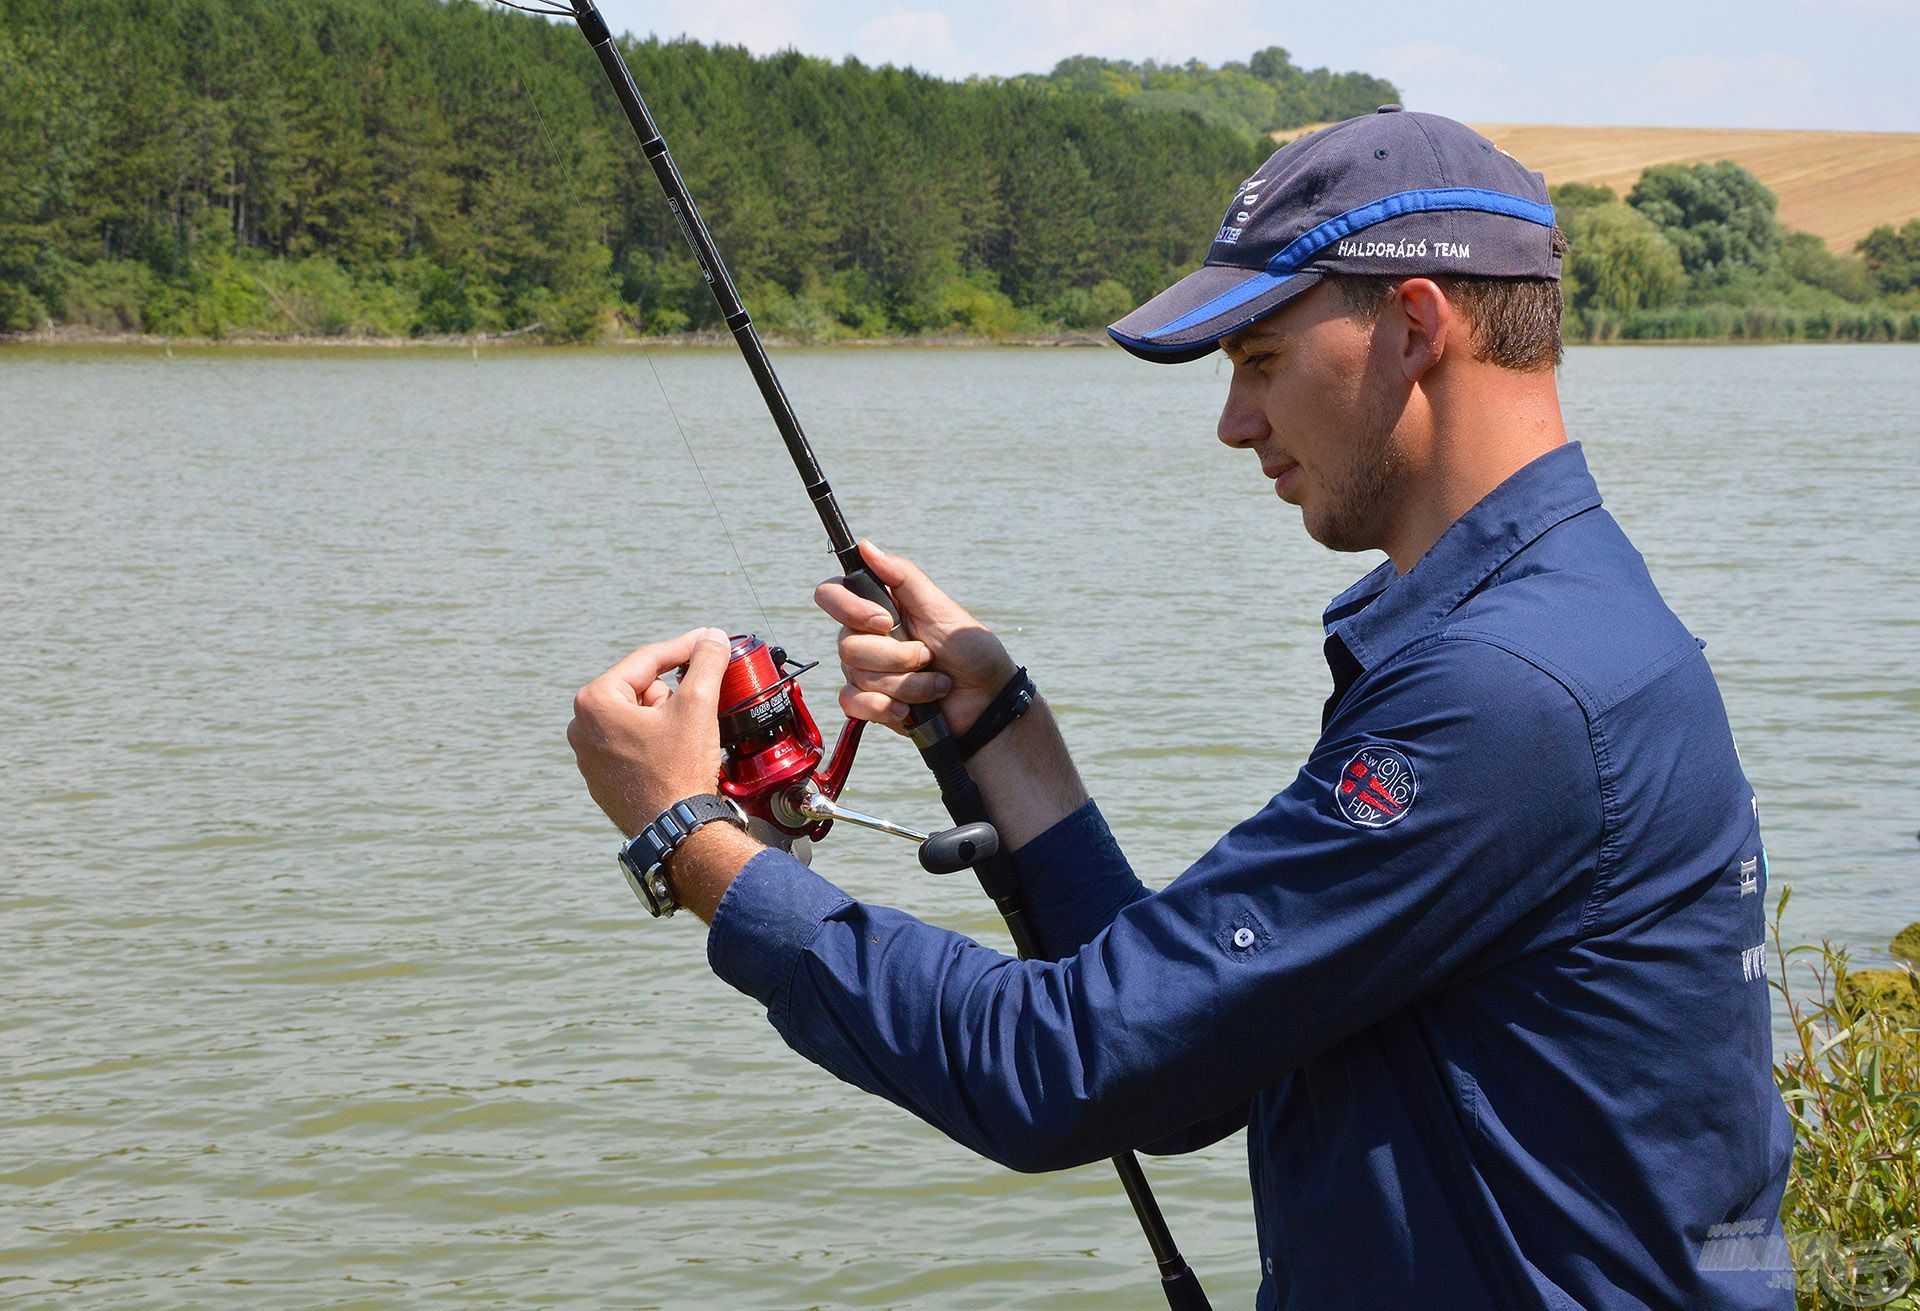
[618, 793, 749, 917]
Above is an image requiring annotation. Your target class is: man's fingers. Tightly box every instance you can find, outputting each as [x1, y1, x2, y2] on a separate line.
[848, 668, 951, 703]
[814, 544, 968, 637]
[838, 633, 934, 675]
[814, 579, 890, 634]
[602, 628, 708, 699]
[838, 683, 912, 728]
[858, 541, 960, 624]
[670, 627, 733, 717]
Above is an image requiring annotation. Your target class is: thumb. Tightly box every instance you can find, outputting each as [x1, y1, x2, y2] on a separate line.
[858, 541, 964, 626]
[672, 627, 732, 717]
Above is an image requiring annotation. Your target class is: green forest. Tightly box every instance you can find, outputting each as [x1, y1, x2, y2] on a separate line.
[1014, 49, 1400, 138]
[0, 0, 1274, 341]
[3, 0, 1917, 344]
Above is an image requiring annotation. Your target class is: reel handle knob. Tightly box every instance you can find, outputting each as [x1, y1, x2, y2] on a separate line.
[917, 822, 999, 875]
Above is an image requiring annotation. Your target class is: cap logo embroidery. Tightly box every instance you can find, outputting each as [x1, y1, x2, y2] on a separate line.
[1336, 745, 1417, 828]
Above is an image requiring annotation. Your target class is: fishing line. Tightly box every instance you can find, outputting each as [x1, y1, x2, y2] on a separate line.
[642, 350, 777, 639]
[490, 5, 1211, 1304]
[507, 27, 777, 642]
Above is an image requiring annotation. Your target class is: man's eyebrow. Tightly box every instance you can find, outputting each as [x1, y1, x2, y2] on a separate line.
[1223, 328, 1287, 354]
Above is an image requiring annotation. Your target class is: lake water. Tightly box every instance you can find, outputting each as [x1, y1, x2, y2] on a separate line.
[3, 342, 1917, 1308]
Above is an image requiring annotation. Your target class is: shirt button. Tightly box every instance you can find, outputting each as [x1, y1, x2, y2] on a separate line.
[1232, 927, 1256, 949]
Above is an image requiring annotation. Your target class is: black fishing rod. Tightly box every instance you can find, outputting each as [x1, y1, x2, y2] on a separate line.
[498, 0, 1213, 1306]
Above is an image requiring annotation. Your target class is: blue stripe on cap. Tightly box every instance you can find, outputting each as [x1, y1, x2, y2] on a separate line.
[1139, 187, 1555, 341]
[1140, 271, 1302, 339]
[1265, 187, 1556, 276]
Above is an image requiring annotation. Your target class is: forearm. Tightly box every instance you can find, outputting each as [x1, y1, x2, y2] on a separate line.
[962, 693, 1089, 851]
[671, 823, 764, 923]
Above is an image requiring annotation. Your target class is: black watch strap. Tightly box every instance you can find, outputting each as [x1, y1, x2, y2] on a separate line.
[618, 793, 747, 918]
[954, 666, 1036, 761]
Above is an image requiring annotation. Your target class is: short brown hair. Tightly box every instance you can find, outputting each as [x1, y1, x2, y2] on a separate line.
[1330, 226, 1569, 372]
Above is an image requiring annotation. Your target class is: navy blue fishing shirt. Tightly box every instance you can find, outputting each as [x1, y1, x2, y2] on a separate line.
[707, 443, 1795, 1309]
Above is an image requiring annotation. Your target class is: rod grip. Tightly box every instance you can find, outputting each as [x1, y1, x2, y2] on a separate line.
[840, 567, 942, 729]
[1159, 1263, 1213, 1311]
[841, 566, 905, 639]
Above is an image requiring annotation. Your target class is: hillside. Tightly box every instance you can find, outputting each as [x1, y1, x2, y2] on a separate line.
[1470, 124, 1920, 252]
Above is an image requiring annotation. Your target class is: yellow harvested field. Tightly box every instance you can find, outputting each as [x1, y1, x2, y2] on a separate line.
[1470, 125, 1920, 252]
[1274, 122, 1920, 251]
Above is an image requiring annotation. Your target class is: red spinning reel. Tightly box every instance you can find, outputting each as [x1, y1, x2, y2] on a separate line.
[709, 634, 995, 874]
[715, 635, 860, 841]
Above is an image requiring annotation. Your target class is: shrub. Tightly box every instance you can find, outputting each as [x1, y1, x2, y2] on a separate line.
[1858, 220, 1920, 297]
[1782, 232, 1875, 303]
[53, 258, 159, 332]
[1772, 888, 1920, 1309]
[1563, 202, 1687, 318]
[1050, 277, 1136, 330]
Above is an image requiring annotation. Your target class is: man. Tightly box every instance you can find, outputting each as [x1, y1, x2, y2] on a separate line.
[567, 109, 1794, 1308]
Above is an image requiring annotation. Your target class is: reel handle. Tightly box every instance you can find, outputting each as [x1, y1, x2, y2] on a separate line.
[917, 822, 999, 875]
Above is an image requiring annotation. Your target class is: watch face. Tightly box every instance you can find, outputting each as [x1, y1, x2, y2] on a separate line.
[618, 844, 676, 916]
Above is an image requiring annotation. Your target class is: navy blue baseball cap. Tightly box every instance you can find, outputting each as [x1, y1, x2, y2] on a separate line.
[1109, 107, 1559, 363]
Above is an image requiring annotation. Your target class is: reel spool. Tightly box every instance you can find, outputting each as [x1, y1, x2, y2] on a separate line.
[710, 634, 995, 875]
[716, 634, 862, 842]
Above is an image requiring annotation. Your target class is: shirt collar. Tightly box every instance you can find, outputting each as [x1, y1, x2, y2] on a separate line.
[1322, 442, 1603, 672]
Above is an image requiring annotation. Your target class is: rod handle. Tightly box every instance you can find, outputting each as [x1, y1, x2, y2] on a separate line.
[841, 566, 905, 637]
[841, 565, 949, 734]
[1159, 1262, 1213, 1311]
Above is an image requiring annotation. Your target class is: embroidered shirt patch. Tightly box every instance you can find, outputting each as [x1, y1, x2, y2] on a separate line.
[1336, 745, 1418, 829]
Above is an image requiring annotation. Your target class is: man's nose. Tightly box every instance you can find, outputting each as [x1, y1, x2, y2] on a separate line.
[1217, 369, 1271, 449]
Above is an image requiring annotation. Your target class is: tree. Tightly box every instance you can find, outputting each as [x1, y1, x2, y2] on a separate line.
[1856, 219, 1920, 296]
[0, 25, 100, 329]
[1781, 230, 1874, 302]
[1626, 160, 1781, 285]
[1562, 202, 1687, 317]
[0, 0, 1275, 339]
[1548, 181, 1616, 214]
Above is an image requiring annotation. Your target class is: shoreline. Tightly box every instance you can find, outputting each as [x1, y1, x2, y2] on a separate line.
[5, 328, 1916, 353]
[0, 326, 1115, 351]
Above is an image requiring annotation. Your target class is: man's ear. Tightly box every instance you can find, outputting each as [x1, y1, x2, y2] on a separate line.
[1388, 278, 1452, 382]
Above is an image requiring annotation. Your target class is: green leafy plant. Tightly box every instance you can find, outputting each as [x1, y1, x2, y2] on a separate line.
[1772, 887, 1920, 1309]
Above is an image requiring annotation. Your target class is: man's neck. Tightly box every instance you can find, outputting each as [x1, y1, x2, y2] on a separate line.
[1380, 370, 1568, 574]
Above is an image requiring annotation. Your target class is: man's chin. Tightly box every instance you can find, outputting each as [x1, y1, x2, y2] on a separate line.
[1302, 508, 1375, 555]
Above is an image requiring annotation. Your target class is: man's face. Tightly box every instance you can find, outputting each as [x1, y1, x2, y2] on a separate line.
[1216, 285, 1410, 554]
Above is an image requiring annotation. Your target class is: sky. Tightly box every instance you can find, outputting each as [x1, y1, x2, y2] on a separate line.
[586, 0, 1920, 132]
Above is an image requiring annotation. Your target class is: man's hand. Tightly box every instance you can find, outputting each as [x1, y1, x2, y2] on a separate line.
[814, 541, 1016, 736]
[568, 627, 731, 837]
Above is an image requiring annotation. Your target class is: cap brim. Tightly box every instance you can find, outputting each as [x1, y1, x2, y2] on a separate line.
[1108, 266, 1323, 364]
